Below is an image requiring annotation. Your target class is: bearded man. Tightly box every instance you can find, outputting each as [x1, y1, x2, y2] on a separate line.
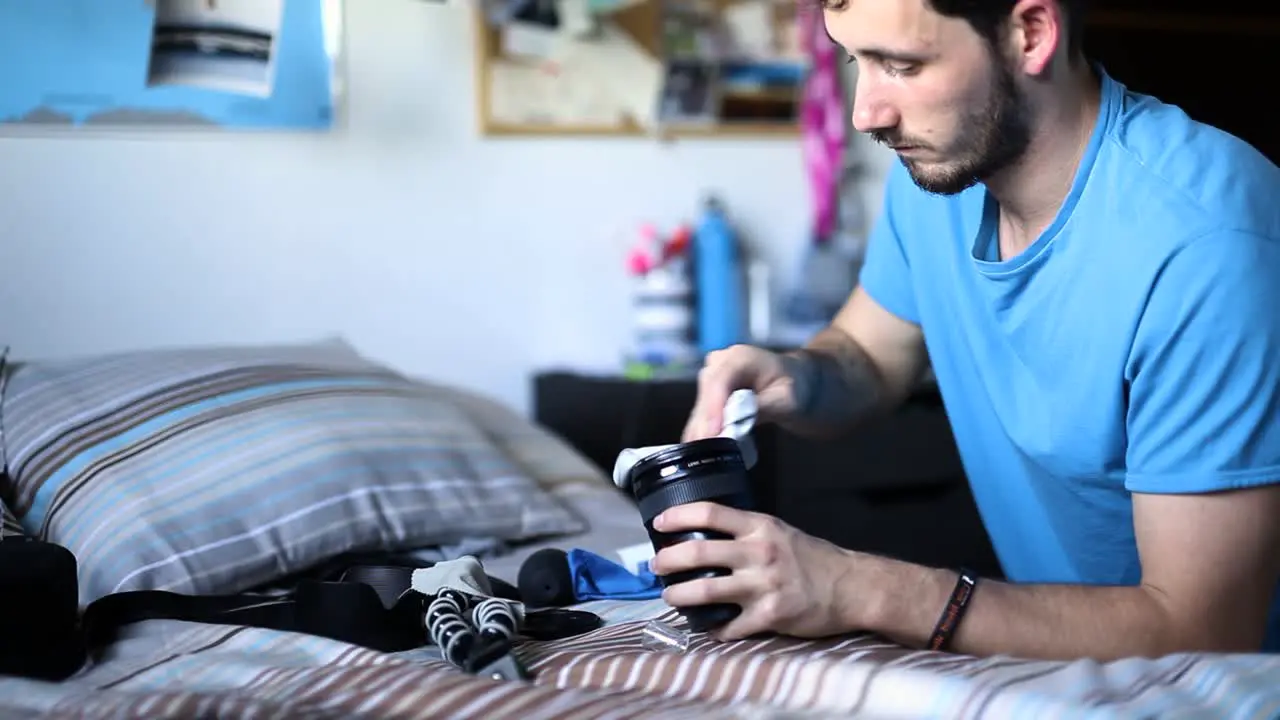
[651, 0, 1280, 660]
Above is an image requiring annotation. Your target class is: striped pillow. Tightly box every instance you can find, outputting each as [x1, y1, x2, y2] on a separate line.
[0, 339, 586, 605]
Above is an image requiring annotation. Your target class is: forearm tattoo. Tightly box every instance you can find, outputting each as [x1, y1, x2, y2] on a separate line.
[781, 329, 884, 431]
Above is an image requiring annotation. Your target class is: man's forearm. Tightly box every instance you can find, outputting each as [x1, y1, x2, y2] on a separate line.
[777, 327, 893, 438]
[846, 554, 1236, 662]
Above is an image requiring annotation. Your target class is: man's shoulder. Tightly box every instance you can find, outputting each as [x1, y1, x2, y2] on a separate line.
[1097, 78, 1280, 238]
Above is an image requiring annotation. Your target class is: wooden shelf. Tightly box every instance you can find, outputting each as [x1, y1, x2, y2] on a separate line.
[472, 0, 803, 140]
[481, 119, 799, 140]
[666, 121, 799, 137]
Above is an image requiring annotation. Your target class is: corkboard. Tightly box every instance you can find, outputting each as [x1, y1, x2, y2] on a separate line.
[472, 0, 803, 139]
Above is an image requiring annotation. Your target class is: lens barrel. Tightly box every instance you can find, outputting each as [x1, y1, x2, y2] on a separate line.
[624, 437, 755, 632]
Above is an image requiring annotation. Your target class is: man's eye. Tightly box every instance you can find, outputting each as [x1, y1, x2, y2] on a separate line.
[884, 61, 919, 77]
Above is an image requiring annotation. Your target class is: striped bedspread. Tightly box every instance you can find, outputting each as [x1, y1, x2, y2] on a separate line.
[3, 597, 1278, 719]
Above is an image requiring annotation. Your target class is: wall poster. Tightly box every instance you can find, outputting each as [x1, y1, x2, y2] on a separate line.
[0, 0, 344, 134]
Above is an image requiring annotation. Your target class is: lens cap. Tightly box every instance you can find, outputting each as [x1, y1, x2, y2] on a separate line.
[520, 609, 604, 641]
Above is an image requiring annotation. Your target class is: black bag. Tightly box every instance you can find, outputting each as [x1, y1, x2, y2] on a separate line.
[0, 536, 578, 683]
[0, 538, 84, 681]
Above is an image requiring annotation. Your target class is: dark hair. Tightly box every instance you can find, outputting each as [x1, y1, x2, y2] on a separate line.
[821, 0, 1088, 60]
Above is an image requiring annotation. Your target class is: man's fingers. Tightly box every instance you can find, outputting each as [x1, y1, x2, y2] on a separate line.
[687, 347, 766, 441]
[693, 367, 731, 438]
[681, 413, 706, 442]
[660, 573, 744, 609]
[681, 393, 709, 442]
[651, 537, 748, 577]
[655, 501, 760, 537]
[682, 400, 724, 441]
[713, 611, 768, 642]
[658, 571, 774, 642]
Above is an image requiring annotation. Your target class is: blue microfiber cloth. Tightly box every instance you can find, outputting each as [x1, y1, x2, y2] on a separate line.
[567, 548, 662, 601]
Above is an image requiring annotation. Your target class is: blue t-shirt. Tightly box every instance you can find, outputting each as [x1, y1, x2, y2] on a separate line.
[858, 68, 1280, 652]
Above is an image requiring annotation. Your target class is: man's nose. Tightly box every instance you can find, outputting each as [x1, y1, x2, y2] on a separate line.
[850, 77, 899, 135]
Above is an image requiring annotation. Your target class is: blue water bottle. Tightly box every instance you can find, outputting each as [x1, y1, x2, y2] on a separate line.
[693, 196, 746, 355]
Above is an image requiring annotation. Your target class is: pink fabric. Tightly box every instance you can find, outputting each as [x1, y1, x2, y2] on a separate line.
[799, 7, 847, 243]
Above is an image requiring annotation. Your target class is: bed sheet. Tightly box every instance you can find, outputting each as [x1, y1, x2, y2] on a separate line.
[3, 593, 1279, 719]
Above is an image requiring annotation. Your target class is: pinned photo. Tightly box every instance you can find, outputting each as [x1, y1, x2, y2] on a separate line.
[147, 0, 284, 98]
[656, 60, 718, 125]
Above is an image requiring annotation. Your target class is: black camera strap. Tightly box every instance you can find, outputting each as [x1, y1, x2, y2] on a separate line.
[0, 540, 552, 682]
[76, 560, 596, 681]
[82, 563, 440, 655]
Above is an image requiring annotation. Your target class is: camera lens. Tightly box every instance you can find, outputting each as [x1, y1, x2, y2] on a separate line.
[623, 436, 755, 633]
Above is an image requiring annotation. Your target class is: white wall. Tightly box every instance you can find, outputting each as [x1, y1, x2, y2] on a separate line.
[0, 0, 892, 416]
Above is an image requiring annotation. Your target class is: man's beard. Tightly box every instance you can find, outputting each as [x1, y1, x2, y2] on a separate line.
[874, 57, 1033, 196]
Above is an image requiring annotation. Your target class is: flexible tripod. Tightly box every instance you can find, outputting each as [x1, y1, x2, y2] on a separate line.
[425, 588, 529, 679]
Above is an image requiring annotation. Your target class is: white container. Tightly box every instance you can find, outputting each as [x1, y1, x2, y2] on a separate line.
[631, 260, 697, 366]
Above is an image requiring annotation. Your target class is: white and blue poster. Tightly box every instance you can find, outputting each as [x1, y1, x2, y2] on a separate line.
[0, 0, 342, 132]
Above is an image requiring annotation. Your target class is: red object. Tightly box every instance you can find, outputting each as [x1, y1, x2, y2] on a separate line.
[626, 222, 693, 276]
[665, 225, 692, 259]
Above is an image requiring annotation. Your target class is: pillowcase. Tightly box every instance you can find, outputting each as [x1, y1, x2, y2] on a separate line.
[0, 338, 586, 604]
[422, 379, 615, 496]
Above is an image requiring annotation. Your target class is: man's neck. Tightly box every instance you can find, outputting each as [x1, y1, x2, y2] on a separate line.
[989, 64, 1102, 259]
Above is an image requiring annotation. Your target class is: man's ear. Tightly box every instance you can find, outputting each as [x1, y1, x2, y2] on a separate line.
[1006, 0, 1065, 77]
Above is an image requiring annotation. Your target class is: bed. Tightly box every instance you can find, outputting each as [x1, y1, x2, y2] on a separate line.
[1, 339, 1278, 719]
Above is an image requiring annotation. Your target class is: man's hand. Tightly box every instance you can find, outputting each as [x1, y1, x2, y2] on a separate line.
[857, 485, 1280, 661]
[647, 485, 1280, 660]
[648, 502, 859, 640]
[681, 345, 797, 442]
[682, 288, 931, 443]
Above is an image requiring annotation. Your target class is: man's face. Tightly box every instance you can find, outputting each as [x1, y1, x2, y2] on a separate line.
[825, 0, 1033, 195]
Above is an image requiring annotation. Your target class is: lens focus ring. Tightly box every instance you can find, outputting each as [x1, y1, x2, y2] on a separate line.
[637, 471, 747, 524]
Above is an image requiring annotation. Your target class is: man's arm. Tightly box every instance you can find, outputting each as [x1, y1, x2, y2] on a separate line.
[778, 287, 930, 439]
[846, 484, 1280, 660]
[852, 229, 1280, 660]
[779, 159, 930, 439]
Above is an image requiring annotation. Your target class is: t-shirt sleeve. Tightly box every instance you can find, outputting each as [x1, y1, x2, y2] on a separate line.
[1124, 229, 1280, 494]
[857, 161, 920, 325]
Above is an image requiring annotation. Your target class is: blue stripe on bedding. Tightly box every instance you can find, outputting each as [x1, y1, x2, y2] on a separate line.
[56, 412, 496, 549]
[25, 376, 398, 528]
[91, 465, 526, 586]
[55, 405, 378, 547]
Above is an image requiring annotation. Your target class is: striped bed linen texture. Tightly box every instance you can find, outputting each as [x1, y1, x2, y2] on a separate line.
[0, 596, 1277, 719]
[0, 339, 586, 604]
